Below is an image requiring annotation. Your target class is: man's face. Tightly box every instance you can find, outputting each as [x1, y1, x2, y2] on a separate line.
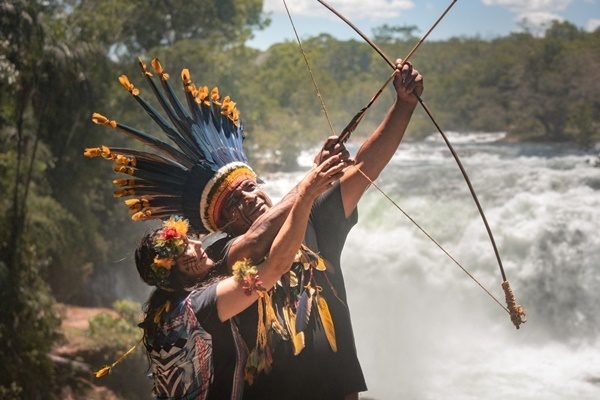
[219, 179, 273, 236]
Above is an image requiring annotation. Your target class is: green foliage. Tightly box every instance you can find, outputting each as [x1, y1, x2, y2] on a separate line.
[87, 300, 149, 400]
[66, 0, 269, 55]
[0, 382, 23, 400]
[113, 299, 144, 326]
[0, 233, 60, 397]
[88, 300, 141, 348]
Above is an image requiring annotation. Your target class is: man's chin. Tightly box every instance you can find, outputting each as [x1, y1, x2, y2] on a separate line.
[236, 207, 264, 229]
[248, 204, 270, 224]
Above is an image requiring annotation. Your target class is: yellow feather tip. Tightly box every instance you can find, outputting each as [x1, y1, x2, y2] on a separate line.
[316, 295, 337, 352]
[101, 145, 112, 159]
[151, 58, 169, 80]
[132, 210, 151, 221]
[151, 58, 162, 73]
[115, 155, 135, 166]
[113, 165, 134, 175]
[95, 366, 111, 378]
[112, 179, 131, 187]
[137, 57, 152, 77]
[210, 87, 220, 103]
[83, 147, 101, 158]
[196, 86, 209, 104]
[181, 69, 191, 85]
[92, 113, 117, 128]
[125, 198, 140, 206]
[114, 188, 134, 197]
[126, 198, 149, 212]
[118, 75, 139, 96]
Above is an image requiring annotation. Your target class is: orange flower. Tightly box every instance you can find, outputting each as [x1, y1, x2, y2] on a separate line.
[153, 256, 174, 270]
[163, 216, 189, 237]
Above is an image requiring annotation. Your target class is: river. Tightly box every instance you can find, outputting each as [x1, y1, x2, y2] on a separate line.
[262, 132, 600, 400]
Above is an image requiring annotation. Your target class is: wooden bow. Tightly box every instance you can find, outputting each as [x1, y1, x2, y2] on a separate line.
[284, 0, 526, 328]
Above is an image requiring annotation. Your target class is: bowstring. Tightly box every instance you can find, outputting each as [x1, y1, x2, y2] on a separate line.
[282, 0, 509, 315]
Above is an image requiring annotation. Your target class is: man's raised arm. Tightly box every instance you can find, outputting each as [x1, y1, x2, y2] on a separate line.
[340, 59, 423, 217]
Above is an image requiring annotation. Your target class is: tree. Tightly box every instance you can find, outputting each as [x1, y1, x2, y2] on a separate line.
[66, 0, 269, 56]
[0, 2, 64, 396]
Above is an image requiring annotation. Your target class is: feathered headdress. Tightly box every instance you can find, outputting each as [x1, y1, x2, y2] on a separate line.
[85, 58, 257, 233]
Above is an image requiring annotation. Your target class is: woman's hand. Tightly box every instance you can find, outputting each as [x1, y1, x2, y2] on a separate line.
[313, 135, 351, 165]
[300, 154, 349, 200]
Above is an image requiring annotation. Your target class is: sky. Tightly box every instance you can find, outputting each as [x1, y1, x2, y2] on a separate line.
[247, 0, 600, 49]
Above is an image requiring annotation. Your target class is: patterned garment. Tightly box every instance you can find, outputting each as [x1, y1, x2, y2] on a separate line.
[147, 296, 213, 400]
[146, 284, 247, 400]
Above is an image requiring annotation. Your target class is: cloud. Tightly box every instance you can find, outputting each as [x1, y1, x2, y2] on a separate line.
[264, 0, 414, 20]
[481, 0, 572, 12]
[482, 0, 572, 30]
[587, 18, 600, 31]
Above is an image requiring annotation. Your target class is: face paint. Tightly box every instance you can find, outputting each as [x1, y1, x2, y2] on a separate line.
[175, 239, 214, 280]
[219, 179, 273, 234]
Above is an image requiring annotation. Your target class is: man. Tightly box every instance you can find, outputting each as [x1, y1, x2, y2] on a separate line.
[208, 59, 423, 400]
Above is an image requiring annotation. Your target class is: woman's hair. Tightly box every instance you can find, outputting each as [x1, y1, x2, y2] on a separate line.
[134, 231, 190, 291]
[135, 233, 158, 286]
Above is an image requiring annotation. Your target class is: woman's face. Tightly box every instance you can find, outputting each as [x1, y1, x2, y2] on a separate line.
[175, 238, 215, 281]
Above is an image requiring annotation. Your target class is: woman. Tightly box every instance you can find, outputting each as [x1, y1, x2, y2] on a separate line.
[135, 154, 347, 400]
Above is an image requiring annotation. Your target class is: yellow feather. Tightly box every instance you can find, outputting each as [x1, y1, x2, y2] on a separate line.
[283, 306, 305, 356]
[113, 165, 135, 175]
[315, 255, 326, 271]
[151, 58, 169, 80]
[95, 366, 111, 378]
[83, 147, 101, 158]
[211, 87, 220, 102]
[91, 113, 117, 128]
[131, 210, 151, 221]
[118, 75, 139, 96]
[181, 68, 191, 85]
[293, 332, 305, 356]
[316, 294, 337, 352]
[113, 188, 134, 197]
[112, 178, 130, 187]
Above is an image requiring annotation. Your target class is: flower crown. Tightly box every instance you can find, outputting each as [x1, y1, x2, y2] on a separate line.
[149, 216, 189, 287]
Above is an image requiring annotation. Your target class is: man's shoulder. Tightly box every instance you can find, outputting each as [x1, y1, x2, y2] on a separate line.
[205, 235, 235, 262]
[312, 181, 343, 211]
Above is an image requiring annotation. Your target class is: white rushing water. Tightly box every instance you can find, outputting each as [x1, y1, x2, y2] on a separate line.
[265, 133, 600, 400]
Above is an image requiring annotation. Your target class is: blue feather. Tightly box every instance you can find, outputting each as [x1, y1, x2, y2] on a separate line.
[295, 289, 313, 333]
[131, 95, 199, 159]
[114, 123, 192, 166]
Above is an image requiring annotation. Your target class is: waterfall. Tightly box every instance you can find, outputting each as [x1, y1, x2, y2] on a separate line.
[264, 134, 600, 399]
